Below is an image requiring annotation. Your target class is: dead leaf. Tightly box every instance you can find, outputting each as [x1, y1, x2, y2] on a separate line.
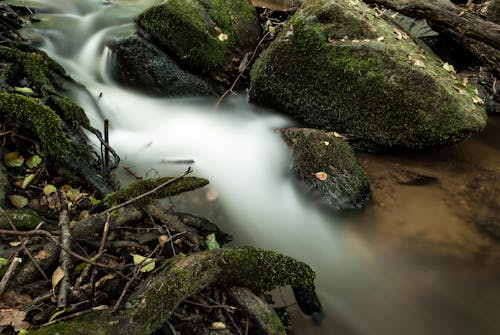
[327, 37, 336, 44]
[0, 291, 32, 308]
[322, 141, 330, 146]
[158, 235, 170, 247]
[453, 82, 468, 95]
[9, 241, 21, 247]
[51, 266, 65, 293]
[314, 172, 328, 181]
[5, 152, 24, 167]
[412, 59, 426, 68]
[0, 308, 31, 332]
[34, 250, 49, 260]
[472, 95, 485, 105]
[376, 36, 384, 42]
[442, 62, 456, 73]
[8, 195, 29, 209]
[394, 29, 409, 40]
[333, 131, 343, 138]
[211, 322, 226, 330]
[217, 33, 228, 41]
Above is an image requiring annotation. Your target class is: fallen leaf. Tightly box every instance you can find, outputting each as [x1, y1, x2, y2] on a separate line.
[314, 172, 328, 181]
[352, 39, 360, 43]
[9, 241, 21, 247]
[0, 258, 7, 266]
[48, 308, 67, 322]
[0, 291, 32, 308]
[131, 254, 155, 273]
[211, 322, 226, 330]
[322, 141, 330, 146]
[51, 266, 65, 293]
[26, 155, 42, 169]
[205, 234, 220, 251]
[43, 184, 57, 196]
[14, 87, 34, 95]
[22, 174, 36, 189]
[412, 59, 426, 68]
[0, 308, 31, 331]
[217, 33, 228, 41]
[453, 82, 468, 95]
[333, 131, 343, 138]
[327, 37, 336, 44]
[406, 53, 414, 61]
[66, 187, 80, 202]
[472, 95, 485, 105]
[34, 250, 49, 260]
[442, 62, 456, 73]
[8, 195, 29, 209]
[394, 29, 409, 40]
[158, 235, 170, 247]
[5, 152, 24, 167]
[376, 36, 384, 42]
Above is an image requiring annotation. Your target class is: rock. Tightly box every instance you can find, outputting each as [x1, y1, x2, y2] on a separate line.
[250, 0, 487, 151]
[136, 0, 260, 85]
[112, 35, 220, 96]
[281, 128, 371, 210]
[486, 0, 500, 24]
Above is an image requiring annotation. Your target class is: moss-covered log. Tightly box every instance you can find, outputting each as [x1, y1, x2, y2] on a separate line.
[26, 247, 322, 335]
[103, 176, 209, 207]
[0, 208, 43, 230]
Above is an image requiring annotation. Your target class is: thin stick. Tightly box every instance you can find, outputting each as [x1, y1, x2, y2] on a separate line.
[57, 196, 72, 308]
[0, 257, 22, 295]
[38, 305, 108, 328]
[0, 229, 115, 269]
[216, 32, 271, 107]
[0, 206, 49, 281]
[89, 213, 110, 304]
[104, 119, 109, 173]
[102, 167, 193, 214]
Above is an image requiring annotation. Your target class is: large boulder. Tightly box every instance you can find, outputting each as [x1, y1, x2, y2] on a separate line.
[112, 35, 220, 96]
[136, 0, 260, 85]
[281, 128, 371, 210]
[250, 0, 487, 151]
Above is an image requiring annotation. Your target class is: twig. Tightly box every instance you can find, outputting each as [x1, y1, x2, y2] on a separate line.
[0, 206, 49, 281]
[57, 195, 72, 308]
[216, 32, 271, 107]
[123, 166, 142, 180]
[184, 299, 237, 311]
[0, 229, 115, 269]
[0, 257, 22, 295]
[38, 305, 108, 328]
[89, 213, 110, 304]
[103, 167, 193, 214]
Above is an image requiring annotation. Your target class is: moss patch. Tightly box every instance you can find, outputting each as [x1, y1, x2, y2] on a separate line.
[0, 92, 70, 158]
[249, 0, 487, 151]
[0, 208, 42, 230]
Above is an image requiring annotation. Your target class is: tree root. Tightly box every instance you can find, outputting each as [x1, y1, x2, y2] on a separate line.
[25, 247, 322, 335]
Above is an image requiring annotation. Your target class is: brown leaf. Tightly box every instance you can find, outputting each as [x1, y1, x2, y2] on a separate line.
[0, 308, 31, 331]
[0, 291, 32, 308]
[314, 172, 328, 181]
[34, 250, 49, 260]
[51, 266, 65, 293]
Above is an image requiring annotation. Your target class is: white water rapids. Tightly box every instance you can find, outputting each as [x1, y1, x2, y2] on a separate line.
[19, 0, 500, 334]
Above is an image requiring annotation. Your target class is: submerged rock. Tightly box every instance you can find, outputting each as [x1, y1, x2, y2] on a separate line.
[112, 35, 220, 96]
[281, 128, 371, 210]
[136, 0, 260, 85]
[250, 0, 487, 151]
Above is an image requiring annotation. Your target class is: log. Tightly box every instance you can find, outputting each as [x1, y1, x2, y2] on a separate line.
[363, 0, 500, 72]
[25, 247, 322, 335]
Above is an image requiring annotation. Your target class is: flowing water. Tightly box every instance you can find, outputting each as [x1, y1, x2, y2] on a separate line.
[18, 0, 500, 334]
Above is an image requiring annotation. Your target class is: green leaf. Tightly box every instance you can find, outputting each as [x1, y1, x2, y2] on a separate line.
[0, 258, 7, 266]
[442, 62, 455, 73]
[88, 196, 100, 206]
[66, 187, 80, 202]
[26, 155, 42, 169]
[5, 152, 24, 167]
[43, 184, 57, 196]
[14, 87, 34, 95]
[205, 233, 220, 251]
[74, 263, 87, 272]
[22, 174, 36, 189]
[48, 308, 67, 322]
[131, 253, 155, 273]
[9, 195, 29, 208]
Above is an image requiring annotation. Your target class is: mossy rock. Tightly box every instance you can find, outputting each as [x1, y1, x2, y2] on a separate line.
[103, 176, 209, 207]
[249, 0, 487, 151]
[0, 92, 71, 158]
[112, 35, 220, 96]
[136, 0, 260, 84]
[281, 127, 370, 209]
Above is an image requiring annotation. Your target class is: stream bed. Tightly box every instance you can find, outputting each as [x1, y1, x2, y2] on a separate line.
[18, 0, 500, 334]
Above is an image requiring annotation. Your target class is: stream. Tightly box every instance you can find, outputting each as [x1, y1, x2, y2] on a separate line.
[18, 0, 500, 334]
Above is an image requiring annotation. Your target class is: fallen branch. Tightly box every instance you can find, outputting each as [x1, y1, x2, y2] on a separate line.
[0, 256, 22, 295]
[57, 196, 71, 308]
[25, 247, 323, 335]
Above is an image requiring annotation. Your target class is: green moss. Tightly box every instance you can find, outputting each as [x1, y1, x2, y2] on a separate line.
[136, 0, 259, 78]
[103, 176, 209, 207]
[0, 92, 70, 158]
[250, 0, 487, 151]
[0, 208, 42, 230]
[45, 95, 91, 130]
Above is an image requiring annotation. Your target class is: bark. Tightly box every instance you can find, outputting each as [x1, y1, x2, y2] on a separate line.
[25, 247, 322, 335]
[364, 0, 500, 73]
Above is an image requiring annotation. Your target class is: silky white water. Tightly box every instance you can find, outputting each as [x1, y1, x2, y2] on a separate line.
[19, 1, 500, 334]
